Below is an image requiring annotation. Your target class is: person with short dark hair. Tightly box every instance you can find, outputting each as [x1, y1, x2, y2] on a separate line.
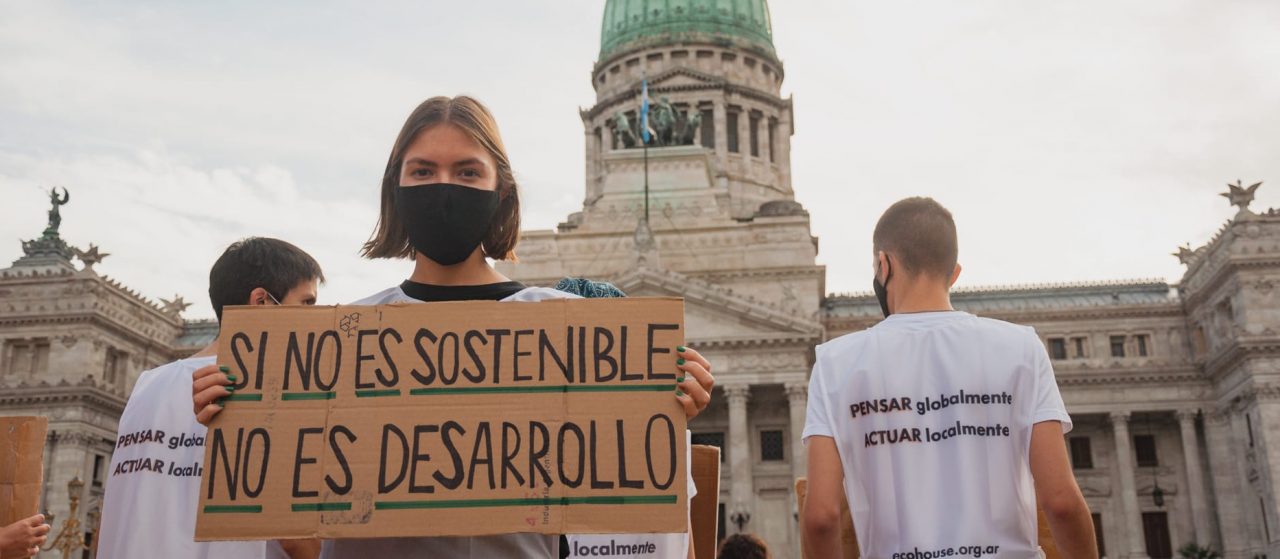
[98, 237, 324, 559]
[802, 198, 1097, 558]
[716, 533, 769, 559]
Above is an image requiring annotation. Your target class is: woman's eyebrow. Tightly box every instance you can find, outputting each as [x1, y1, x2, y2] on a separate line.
[452, 158, 488, 168]
[403, 157, 436, 167]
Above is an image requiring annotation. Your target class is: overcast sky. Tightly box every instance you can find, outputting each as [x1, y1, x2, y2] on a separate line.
[2, 0, 1279, 319]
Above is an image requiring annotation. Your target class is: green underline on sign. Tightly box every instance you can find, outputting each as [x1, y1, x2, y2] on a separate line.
[281, 392, 336, 401]
[224, 393, 263, 402]
[373, 495, 678, 510]
[291, 502, 352, 512]
[203, 505, 263, 514]
[409, 384, 674, 396]
[355, 389, 401, 398]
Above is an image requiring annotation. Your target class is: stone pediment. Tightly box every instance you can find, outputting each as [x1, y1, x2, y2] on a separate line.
[643, 67, 726, 91]
[613, 267, 822, 338]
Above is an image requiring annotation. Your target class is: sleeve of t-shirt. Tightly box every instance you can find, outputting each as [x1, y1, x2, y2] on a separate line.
[801, 352, 832, 441]
[1029, 331, 1073, 434]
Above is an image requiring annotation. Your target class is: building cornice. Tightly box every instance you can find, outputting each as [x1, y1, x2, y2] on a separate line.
[0, 382, 126, 415]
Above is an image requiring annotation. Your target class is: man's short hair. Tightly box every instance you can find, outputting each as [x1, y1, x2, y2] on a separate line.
[717, 533, 769, 559]
[872, 197, 958, 280]
[208, 237, 324, 321]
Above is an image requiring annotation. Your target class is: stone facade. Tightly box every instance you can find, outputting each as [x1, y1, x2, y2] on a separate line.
[0, 222, 213, 552]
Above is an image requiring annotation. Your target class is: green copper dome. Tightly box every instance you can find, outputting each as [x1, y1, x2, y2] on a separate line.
[599, 0, 775, 60]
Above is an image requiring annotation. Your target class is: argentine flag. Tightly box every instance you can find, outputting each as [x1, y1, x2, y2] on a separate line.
[640, 78, 652, 145]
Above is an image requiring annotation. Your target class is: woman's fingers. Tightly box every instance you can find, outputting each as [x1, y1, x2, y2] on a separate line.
[675, 346, 715, 419]
[195, 401, 225, 426]
[192, 365, 235, 420]
[675, 392, 700, 419]
[677, 346, 714, 393]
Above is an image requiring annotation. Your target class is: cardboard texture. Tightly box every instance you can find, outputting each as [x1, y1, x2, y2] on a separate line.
[0, 416, 48, 528]
[197, 298, 688, 541]
[689, 445, 720, 559]
[795, 477, 1061, 558]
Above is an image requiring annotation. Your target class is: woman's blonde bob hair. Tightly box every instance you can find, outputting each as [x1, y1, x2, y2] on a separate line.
[361, 95, 520, 261]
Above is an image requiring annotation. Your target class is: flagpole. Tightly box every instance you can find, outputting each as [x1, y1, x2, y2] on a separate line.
[643, 137, 649, 225]
[640, 76, 651, 226]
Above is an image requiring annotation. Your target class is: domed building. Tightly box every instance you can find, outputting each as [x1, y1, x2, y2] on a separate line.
[500, 0, 823, 555]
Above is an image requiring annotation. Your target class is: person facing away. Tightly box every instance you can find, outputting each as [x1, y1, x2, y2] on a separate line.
[716, 533, 770, 559]
[801, 198, 1097, 559]
[97, 237, 324, 559]
[192, 95, 716, 559]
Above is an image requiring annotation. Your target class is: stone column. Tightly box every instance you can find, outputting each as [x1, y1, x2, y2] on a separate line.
[786, 382, 808, 480]
[726, 384, 755, 532]
[786, 382, 809, 559]
[1205, 410, 1246, 556]
[713, 101, 728, 162]
[1176, 409, 1212, 544]
[1110, 411, 1149, 559]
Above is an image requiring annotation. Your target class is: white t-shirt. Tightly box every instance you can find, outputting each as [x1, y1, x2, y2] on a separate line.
[802, 311, 1071, 559]
[98, 356, 284, 559]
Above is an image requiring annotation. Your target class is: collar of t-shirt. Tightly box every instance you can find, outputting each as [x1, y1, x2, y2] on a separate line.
[398, 280, 527, 302]
[875, 310, 973, 330]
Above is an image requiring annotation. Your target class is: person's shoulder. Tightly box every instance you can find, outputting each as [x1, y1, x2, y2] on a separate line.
[968, 315, 1041, 342]
[123, 357, 212, 417]
[816, 328, 874, 359]
[504, 286, 581, 301]
[351, 286, 410, 305]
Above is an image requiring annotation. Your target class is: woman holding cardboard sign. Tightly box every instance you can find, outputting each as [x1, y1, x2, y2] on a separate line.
[193, 95, 714, 559]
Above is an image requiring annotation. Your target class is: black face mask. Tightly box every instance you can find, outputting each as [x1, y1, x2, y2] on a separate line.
[394, 183, 500, 266]
[873, 258, 892, 318]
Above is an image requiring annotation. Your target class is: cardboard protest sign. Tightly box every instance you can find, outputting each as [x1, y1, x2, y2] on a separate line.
[689, 444, 720, 559]
[197, 298, 688, 541]
[0, 416, 47, 528]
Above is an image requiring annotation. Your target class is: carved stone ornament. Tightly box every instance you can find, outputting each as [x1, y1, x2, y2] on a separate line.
[1222, 179, 1262, 217]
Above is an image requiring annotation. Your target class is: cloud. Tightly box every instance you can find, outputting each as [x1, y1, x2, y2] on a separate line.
[0, 148, 404, 317]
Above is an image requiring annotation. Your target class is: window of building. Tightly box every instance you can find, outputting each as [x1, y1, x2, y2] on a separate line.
[748, 113, 760, 157]
[699, 108, 714, 149]
[1136, 334, 1149, 357]
[92, 455, 105, 487]
[760, 430, 784, 462]
[1247, 413, 1255, 448]
[1072, 337, 1087, 359]
[726, 110, 740, 153]
[1069, 436, 1093, 469]
[1047, 338, 1067, 361]
[692, 432, 726, 462]
[1134, 434, 1158, 467]
[1110, 336, 1126, 358]
[1091, 513, 1106, 558]
[1141, 512, 1172, 559]
[104, 349, 124, 385]
[32, 339, 49, 375]
[4, 340, 31, 375]
[717, 503, 726, 546]
[1192, 324, 1207, 356]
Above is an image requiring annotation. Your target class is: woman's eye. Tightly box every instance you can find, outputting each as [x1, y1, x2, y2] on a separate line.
[411, 168, 432, 178]
[460, 168, 481, 178]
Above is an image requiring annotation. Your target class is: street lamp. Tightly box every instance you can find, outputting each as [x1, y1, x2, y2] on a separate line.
[730, 507, 751, 533]
[42, 477, 96, 559]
